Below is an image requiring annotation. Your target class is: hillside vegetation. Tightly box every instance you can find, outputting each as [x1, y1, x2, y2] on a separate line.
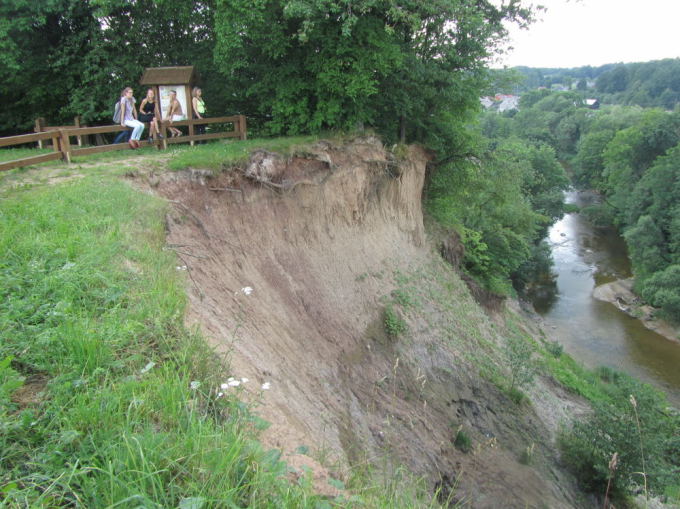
[512, 58, 680, 110]
[474, 86, 680, 502]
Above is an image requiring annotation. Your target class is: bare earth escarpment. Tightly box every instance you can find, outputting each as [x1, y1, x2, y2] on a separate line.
[147, 137, 587, 508]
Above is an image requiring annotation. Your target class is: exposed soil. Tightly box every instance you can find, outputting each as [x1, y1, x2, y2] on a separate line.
[144, 137, 588, 508]
[11, 374, 48, 409]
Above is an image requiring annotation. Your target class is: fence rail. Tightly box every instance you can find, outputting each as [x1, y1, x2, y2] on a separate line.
[35, 116, 85, 148]
[0, 115, 247, 171]
[0, 131, 64, 172]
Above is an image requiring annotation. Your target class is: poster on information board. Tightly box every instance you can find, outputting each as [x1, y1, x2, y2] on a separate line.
[158, 85, 188, 120]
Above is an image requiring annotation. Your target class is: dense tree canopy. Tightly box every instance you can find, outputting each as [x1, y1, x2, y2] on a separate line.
[213, 0, 534, 148]
[0, 0, 535, 143]
[0, 0, 219, 134]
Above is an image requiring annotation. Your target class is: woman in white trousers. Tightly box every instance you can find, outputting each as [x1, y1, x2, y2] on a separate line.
[119, 87, 145, 148]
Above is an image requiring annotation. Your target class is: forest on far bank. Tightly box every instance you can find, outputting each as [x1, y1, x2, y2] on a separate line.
[509, 58, 680, 110]
[478, 84, 680, 322]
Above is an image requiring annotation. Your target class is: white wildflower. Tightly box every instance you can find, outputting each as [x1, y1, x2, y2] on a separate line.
[190, 381, 201, 390]
[217, 392, 224, 398]
[241, 377, 249, 384]
[176, 265, 187, 271]
[140, 361, 156, 374]
[227, 377, 235, 382]
[228, 380, 240, 387]
[220, 383, 229, 390]
[241, 286, 253, 295]
[261, 382, 271, 390]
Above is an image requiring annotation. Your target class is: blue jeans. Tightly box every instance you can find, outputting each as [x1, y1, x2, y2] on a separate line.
[114, 129, 131, 144]
[124, 119, 145, 140]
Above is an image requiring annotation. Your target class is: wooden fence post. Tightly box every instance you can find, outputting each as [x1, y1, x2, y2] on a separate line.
[161, 122, 168, 150]
[35, 118, 46, 149]
[52, 132, 62, 155]
[60, 129, 71, 163]
[238, 115, 247, 140]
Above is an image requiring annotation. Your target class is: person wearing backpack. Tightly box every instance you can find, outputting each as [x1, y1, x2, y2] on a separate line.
[119, 87, 145, 148]
[112, 95, 130, 144]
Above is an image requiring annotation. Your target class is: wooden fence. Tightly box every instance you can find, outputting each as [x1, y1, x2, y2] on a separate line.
[0, 115, 247, 171]
[0, 131, 64, 172]
[35, 116, 87, 148]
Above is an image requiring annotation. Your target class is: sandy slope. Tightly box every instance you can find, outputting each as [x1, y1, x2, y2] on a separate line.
[149, 137, 587, 508]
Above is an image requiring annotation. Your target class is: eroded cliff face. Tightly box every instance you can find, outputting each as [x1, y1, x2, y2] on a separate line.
[151, 137, 585, 508]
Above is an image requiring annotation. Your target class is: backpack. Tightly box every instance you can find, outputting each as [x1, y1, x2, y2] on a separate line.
[112, 100, 121, 123]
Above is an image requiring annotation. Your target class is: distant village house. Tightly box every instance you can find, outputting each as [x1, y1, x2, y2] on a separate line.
[480, 94, 520, 113]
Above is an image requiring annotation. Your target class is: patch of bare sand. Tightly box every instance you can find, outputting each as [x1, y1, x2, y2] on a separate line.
[593, 278, 680, 344]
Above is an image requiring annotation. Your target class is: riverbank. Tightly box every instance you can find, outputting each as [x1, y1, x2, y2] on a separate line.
[593, 278, 680, 344]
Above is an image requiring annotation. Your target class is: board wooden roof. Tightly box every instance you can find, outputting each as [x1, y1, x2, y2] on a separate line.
[140, 66, 195, 85]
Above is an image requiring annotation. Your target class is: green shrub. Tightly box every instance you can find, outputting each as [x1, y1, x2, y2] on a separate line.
[545, 340, 563, 359]
[639, 265, 680, 323]
[507, 387, 526, 405]
[384, 305, 408, 338]
[596, 365, 621, 383]
[453, 428, 472, 453]
[503, 335, 537, 392]
[392, 288, 416, 309]
[558, 372, 680, 499]
[580, 204, 615, 228]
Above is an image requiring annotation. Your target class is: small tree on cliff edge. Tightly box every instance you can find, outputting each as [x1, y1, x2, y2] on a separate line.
[213, 0, 535, 152]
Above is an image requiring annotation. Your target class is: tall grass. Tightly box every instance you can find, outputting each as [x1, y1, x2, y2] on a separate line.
[0, 176, 443, 507]
[167, 136, 319, 171]
[0, 177, 290, 506]
[0, 147, 55, 164]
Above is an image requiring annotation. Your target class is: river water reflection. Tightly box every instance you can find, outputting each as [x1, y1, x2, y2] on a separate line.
[530, 190, 680, 407]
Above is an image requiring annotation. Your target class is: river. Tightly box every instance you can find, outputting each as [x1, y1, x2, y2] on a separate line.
[529, 190, 680, 407]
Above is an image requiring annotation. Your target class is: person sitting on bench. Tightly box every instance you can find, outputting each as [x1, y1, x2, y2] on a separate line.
[139, 88, 162, 144]
[119, 87, 144, 148]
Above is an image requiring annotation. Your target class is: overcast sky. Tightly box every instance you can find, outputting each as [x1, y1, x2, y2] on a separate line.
[496, 0, 680, 68]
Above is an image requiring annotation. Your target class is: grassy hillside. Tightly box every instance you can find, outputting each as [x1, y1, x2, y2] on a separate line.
[0, 161, 440, 507]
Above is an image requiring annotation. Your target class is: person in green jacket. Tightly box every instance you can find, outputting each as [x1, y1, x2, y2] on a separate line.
[192, 87, 207, 137]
